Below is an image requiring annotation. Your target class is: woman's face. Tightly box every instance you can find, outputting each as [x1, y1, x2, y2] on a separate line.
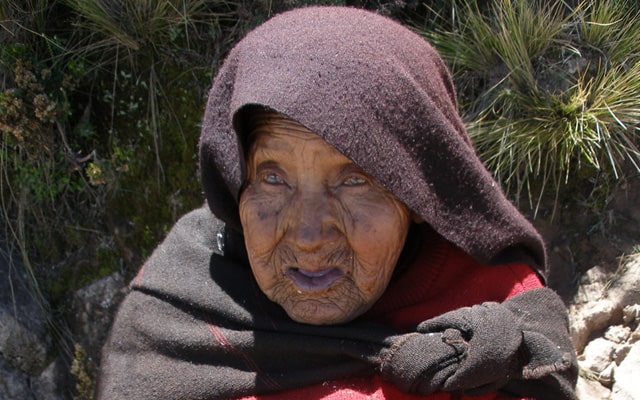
[239, 118, 411, 325]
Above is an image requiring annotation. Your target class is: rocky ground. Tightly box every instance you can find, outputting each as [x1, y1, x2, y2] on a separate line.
[535, 173, 640, 399]
[570, 261, 640, 400]
[1, 175, 639, 399]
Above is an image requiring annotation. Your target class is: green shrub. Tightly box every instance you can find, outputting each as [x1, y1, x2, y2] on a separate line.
[70, 343, 95, 400]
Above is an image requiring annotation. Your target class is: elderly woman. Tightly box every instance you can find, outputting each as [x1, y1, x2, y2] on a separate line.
[97, 7, 578, 400]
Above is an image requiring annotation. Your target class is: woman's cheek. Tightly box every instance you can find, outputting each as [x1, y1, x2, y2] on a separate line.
[240, 190, 288, 295]
[340, 193, 410, 285]
[240, 189, 286, 256]
[342, 194, 407, 247]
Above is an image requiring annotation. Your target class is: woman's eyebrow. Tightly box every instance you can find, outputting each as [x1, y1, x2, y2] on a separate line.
[337, 162, 366, 176]
[254, 160, 281, 172]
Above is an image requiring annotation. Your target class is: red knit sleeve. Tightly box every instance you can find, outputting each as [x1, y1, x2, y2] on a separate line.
[366, 240, 545, 329]
[501, 263, 544, 299]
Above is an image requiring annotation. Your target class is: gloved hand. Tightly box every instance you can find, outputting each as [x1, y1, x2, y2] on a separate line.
[379, 288, 578, 399]
[379, 327, 468, 394]
[416, 299, 525, 394]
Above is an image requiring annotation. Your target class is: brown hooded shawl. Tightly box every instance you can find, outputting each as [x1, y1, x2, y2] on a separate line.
[199, 5, 546, 276]
[97, 6, 577, 400]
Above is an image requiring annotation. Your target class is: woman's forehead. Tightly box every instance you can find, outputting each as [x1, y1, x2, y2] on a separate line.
[249, 127, 353, 167]
[248, 117, 349, 159]
[252, 127, 322, 149]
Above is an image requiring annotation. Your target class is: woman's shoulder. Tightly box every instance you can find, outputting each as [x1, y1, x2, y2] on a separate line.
[129, 205, 229, 294]
[168, 205, 226, 255]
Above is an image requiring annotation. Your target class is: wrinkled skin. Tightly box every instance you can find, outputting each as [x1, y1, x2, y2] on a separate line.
[239, 117, 411, 325]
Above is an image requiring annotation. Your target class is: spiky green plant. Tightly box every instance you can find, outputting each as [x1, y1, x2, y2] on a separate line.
[471, 60, 640, 209]
[428, 0, 568, 105]
[64, 0, 230, 52]
[63, 0, 232, 179]
[577, 0, 640, 65]
[0, 0, 52, 44]
[424, 0, 640, 216]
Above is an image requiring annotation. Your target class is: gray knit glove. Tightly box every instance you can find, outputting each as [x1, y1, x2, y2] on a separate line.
[380, 327, 468, 394]
[380, 288, 578, 399]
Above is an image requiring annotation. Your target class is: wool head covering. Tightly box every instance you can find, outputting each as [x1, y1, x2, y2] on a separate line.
[199, 6, 547, 276]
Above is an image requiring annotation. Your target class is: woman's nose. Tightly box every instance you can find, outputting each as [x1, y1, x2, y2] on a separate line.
[285, 191, 339, 252]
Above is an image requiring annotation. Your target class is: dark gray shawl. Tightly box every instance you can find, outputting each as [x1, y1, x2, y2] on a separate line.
[97, 7, 577, 399]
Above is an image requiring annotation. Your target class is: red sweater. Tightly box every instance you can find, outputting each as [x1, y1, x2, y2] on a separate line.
[239, 233, 543, 400]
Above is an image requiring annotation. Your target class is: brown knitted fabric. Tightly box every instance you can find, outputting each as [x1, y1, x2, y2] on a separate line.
[199, 6, 547, 277]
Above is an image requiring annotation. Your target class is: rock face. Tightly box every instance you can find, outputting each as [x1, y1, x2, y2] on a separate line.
[612, 343, 640, 400]
[71, 271, 127, 365]
[0, 239, 62, 400]
[570, 254, 640, 400]
[0, 230, 130, 400]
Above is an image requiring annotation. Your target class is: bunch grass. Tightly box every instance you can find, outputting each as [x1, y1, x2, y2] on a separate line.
[424, 0, 640, 217]
[64, 0, 233, 52]
[64, 0, 236, 181]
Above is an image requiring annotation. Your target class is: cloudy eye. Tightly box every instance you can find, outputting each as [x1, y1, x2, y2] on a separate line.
[342, 175, 367, 187]
[264, 172, 285, 185]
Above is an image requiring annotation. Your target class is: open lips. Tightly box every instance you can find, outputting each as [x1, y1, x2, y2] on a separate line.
[285, 267, 345, 292]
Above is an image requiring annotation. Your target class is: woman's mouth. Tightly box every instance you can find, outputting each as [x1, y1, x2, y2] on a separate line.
[285, 267, 344, 292]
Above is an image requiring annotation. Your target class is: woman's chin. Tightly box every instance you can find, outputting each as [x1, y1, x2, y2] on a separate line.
[282, 298, 364, 325]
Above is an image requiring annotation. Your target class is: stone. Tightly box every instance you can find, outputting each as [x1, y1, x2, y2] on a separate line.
[30, 359, 64, 400]
[572, 266, 609, 305]
[0, 311, 49, 375]
[597, 361, 616, 387]
[622, 304, 640, 324]
[605, 325, 631, 344]
[570, 255, 640, 353]
[630, 325, 640, 344]
[569, 299, 617, 353]
[0, 352, 63, 400]
[613, 344, 633, 365]
[575, 376, 611, 400]
[0, 239, 51, 376]
[611, 343, 640, 400]
[610, 255, 640, 309]
[0, 357, 32, 400]
[0, 237, 64, 400]
[72, 272, 127, 364]
[579, 337, 616, 373]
